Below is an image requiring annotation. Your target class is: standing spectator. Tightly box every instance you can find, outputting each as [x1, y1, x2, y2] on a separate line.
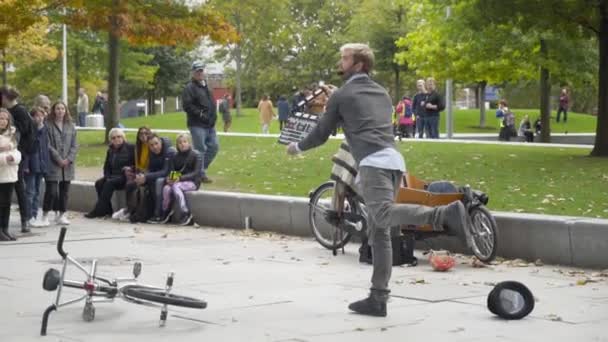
[77, 88, 89, 127]
[159, 133, 202, 226]
[495, 99, 509, 128]
[556, 88, 569, 123]
[257, 95, 275, 134]
[412, 79, 427, 138]
[219, 94, 232, 133]
[291, 91, 305, 113]
[33, 94, 51, 115]
[41, 102, 78, 226]
[181, 61, 217, 184]
[422, 77, 444, 139]
[92, 92, 103, 114]
[143, 134, 176, 223]
[0, 109, 21, 241]
[499, 109, 516, 141]
[277, 96, 290, 131]
[519, 114, 534, 142]
[85, 128, 134, 218]
[396, 96, 414, 139]
[24, 107, 50, 227]
[287, 43, 469, 317]
[0, 86, 34, 233]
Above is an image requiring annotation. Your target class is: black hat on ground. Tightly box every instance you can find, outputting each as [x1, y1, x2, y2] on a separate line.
[487, 281, 535, 319]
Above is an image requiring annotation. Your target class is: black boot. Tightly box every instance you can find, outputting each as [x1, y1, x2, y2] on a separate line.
[438, 201, 470, 245]
[21, 220, 30, 233]
[348, 289, 389, 317]
[1, 227, 16, 241]
[0, 229, 10, 241]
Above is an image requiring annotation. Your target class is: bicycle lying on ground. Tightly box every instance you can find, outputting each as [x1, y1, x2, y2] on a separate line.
[40, 227, 207, 336]
[308, 143, 499, 263]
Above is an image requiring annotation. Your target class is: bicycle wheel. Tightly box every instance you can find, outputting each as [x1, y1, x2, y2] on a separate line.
[468, 205, 498, 262]
[122, 285, 207, 309]
[309, 181, 357, 250]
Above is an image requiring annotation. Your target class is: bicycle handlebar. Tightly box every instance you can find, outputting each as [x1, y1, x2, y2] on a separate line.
[57, 227, 67, 259]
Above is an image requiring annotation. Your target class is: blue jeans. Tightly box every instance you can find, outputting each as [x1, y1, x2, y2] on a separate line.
[425, 116, 440, 139]
[78, 112, 87, 127]
[25, 173, 44, 220]
[416, 116, 425, 138]
[189, 126, 219, 176]
[152, 177, 165, 218]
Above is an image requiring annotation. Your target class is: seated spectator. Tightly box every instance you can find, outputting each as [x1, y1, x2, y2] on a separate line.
[534, 117, 542, 136]
[126, 133, 176, 223]
[157, 133, 202, 225]
[519, 115, 534, 142]
[114, 126, 151, 221]
[85, 128, 134, 218]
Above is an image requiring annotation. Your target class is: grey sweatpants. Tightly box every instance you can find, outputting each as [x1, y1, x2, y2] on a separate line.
[358, 166, 440, 293]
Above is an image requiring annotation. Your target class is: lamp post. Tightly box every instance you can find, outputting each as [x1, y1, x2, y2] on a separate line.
[62, 23, 68, 104]
[446, 6, 454, 139]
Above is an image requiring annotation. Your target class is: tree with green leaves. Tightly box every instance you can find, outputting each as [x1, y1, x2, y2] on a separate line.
[475, 0, 607, 156]
[398, 0, 537, 129]
[349, 0, 410, 101]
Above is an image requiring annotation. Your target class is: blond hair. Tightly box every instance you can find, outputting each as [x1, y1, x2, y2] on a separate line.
[340, 43, 375, 74]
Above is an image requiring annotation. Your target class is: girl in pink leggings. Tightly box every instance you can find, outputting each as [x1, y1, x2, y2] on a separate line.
[160, 133, 202, 225]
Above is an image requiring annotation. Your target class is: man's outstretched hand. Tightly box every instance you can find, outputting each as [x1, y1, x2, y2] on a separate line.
[286, 142, 300, 155]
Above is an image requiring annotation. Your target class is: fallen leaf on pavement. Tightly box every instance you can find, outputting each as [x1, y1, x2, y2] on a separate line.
[547, 314, 562, 321]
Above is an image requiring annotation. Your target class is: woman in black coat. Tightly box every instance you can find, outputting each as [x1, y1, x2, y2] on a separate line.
[85, 128, 134, 218]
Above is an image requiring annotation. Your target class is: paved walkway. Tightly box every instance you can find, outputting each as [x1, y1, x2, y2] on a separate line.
[1, 215, 606, 341]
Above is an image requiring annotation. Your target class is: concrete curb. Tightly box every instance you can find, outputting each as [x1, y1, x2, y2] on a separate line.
[65, 181, 608, 269]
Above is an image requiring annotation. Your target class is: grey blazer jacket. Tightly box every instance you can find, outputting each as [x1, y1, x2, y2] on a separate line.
[46, 121, 78, 182]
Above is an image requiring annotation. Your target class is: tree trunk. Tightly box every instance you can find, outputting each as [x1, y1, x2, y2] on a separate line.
[106, 10, 120, 144]
[394, 66, 401, 102]
[479, 80, 487, 128]
[591, 0, 608, 156]
[539, 38, 551, 143]
[148, 90, 155, 115]
[1, 48, 6, 86]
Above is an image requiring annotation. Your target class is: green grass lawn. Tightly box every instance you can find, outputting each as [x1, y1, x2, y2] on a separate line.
[76, 131, 608, 219]
[118, 108, 597, 134]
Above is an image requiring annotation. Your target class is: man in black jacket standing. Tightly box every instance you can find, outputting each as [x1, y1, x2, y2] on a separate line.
[181, 61, 217, 184]
[1, 86, 34, 233]
[422, 77, 444, 139]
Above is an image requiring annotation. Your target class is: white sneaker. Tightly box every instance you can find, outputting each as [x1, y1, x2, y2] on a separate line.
[39, 213, 51, 227]
[119, 212, 131, 222]
[112, 208, 126, 220]
[28, 218, 42, 228]
[56, 213, 70, 225]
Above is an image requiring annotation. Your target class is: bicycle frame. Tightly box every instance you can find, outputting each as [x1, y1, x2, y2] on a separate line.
[41, 228, 173, 336]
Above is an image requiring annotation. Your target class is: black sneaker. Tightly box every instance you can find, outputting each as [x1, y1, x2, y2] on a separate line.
[160, 210, 174, 224]
[21, 222, 31, 233]
[178, 213, 193, 226]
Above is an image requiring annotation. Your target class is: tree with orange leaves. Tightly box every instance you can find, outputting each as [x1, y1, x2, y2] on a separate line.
[54, 0, 238, 141]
